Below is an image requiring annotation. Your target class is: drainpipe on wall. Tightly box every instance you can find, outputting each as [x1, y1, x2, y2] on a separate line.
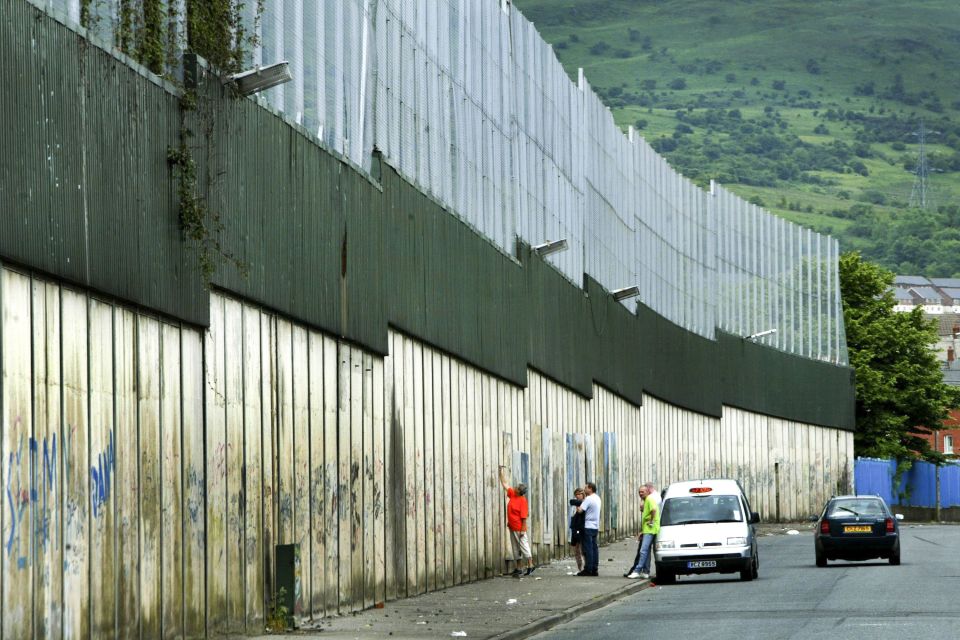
[774, 461, 781, 523]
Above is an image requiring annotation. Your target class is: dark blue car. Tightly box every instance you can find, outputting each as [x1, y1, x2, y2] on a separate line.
[813, 495, 903, 566]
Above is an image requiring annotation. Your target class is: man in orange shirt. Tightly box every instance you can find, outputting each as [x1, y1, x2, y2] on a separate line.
[499, 465, 535, 577]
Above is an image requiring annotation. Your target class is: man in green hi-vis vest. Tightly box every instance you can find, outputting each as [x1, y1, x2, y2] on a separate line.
[626, 482, 660, 579]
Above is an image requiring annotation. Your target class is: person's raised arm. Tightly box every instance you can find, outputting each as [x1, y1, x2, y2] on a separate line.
[498, 465, 510, 491]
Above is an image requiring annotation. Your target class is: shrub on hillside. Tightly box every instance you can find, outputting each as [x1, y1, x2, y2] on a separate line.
[652, 137, 678, 153]
[589, 41, 610, 55]
[704, 60, 724, 75]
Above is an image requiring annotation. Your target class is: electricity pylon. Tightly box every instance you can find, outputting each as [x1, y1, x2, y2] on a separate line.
[909, 120, 937, 210]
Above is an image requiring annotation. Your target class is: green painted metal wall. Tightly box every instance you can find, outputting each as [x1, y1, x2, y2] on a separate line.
[0, 0, 208, 324]
[719, 331, 856, 430]
[1, 0, 855, 430]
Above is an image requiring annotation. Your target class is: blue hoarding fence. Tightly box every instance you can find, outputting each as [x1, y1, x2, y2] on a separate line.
[854, 457, 960, 508]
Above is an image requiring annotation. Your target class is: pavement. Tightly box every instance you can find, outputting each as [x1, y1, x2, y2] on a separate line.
[254, 523, 812, 640]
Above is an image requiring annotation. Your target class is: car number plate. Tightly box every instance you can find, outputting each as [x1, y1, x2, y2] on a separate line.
[687, 560, 717, 569]
[843, 525, 872, 533]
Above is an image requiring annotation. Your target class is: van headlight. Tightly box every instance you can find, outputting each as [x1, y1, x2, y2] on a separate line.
[655, 540, 675, 550]
[726, 537, 747, 546]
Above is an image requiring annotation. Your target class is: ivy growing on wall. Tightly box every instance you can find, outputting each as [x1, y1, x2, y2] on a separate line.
[81, 0, 263, 77]
[167, 125, 247, 284]
[79, 1, 263, 284]
[186, 0, 263, 74]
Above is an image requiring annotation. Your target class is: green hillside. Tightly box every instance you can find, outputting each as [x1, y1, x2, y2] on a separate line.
[513, 0, 960, 276]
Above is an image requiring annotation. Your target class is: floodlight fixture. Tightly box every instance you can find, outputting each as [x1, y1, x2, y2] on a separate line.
[746, 328, 777, 341]
[612, 286, 640, 301]
[226, 61, 292, 96]
[533, 239, 568, 257]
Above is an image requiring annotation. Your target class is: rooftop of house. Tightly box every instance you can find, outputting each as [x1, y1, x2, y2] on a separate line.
[910, 286, 943, 301]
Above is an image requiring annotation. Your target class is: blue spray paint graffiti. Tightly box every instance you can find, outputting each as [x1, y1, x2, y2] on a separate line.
[4, 426, 115, 570]
[90, 429, 115, 518]
[5, 427, 59, 569]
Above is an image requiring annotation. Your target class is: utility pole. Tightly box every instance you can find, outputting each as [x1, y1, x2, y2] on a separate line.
[934, 429, 942, 522]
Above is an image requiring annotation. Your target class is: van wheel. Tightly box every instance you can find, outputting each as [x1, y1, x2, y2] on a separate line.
[656, 571, 675, 585]
[740, 551, 758, 581]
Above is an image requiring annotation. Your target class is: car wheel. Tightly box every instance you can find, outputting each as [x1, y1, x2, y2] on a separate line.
[815, 548, 827, 567]
[751, 552, 759, 579]
[656, 571, 676, 585]
[739, 559, 755, 582]
[889, 544, 901, 566]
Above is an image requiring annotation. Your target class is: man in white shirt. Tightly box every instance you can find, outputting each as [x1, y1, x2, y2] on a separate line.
[577, 482, 602, 576]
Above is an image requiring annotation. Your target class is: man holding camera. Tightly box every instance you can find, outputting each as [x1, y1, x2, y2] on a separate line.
[577, 482, 602, 576]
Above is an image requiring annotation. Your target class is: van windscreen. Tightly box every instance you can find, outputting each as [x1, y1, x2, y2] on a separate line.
[661, 495, 743, 526]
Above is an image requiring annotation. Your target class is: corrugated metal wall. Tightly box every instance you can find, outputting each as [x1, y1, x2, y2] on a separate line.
[855, 458, 960, 508]
[0, 0, 207, 325]
[0, 268, 853, 638]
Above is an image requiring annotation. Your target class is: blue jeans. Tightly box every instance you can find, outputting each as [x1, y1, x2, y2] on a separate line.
[582, 528, 599, 573]
[631, 533, 655, 574]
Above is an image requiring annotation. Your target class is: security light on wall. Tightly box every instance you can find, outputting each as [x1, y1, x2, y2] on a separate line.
[226, 61, 292, 96]
[746, 328, 777, 341]
[533, 239, 568, 257]
[612, 286, 640, 301]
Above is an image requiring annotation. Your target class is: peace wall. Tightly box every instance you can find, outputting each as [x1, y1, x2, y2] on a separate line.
[1, 1, 854, 637]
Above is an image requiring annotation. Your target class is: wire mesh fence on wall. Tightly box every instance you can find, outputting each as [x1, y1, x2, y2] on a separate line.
[35, 0, 848, 365]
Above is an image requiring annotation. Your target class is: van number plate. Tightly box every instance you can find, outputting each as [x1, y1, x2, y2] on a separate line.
[687, 560, 717, 569]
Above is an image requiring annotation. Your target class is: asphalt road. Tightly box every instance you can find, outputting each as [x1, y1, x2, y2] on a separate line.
[533, 524, 960, 640]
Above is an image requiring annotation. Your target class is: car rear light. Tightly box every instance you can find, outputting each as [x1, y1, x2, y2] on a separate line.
[819, 520, 830, 535]
[885, 517, 894, 533]
[689, 487, 712, 494]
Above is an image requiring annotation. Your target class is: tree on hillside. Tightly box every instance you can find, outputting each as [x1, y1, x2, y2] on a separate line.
[840, 252, 960, 463]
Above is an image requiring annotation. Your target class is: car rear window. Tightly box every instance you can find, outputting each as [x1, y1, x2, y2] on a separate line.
[661, 495, 743, 526]
[826, 499, 886, 518]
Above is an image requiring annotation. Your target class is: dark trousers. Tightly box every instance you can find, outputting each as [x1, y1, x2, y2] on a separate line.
[583, 528, 599, 573]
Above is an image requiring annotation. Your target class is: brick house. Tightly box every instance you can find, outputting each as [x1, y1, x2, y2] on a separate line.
[917, 409, 960, 457]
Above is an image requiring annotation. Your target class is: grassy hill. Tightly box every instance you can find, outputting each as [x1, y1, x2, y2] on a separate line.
[513, 0, 960, 275]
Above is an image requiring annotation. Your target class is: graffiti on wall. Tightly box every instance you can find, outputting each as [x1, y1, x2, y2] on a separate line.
[4, 423, 115, 570]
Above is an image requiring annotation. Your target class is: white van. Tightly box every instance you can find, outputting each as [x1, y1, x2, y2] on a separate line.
[653, 479, 760, 584]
